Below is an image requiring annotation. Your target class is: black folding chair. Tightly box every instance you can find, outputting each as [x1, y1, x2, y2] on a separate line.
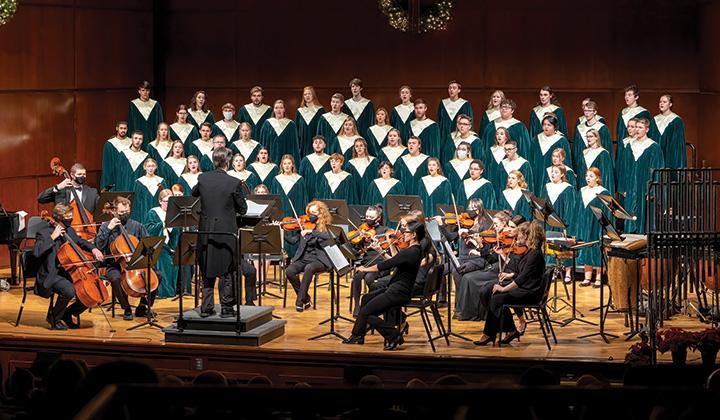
[404, 263, 449, 352]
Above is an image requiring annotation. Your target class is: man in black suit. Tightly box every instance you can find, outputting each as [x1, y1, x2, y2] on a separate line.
[37, 163, 100, 214]
[33, 204, 104, 329]
[192, 144, 248, 317]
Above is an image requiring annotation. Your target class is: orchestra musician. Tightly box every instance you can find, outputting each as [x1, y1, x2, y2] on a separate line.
[38, 163, 99, 215]
[349, 205, 389, 317]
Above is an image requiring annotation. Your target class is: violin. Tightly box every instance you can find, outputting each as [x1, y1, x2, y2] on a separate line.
[40, 212, 109, 308]
[462, 229, 514, 247]
[279, 214, 316, 231]
[440, 212, 475, 228]
[372, 230, 410, 250]
[348, 223, 376, 245]
[50, 157, 97, 241]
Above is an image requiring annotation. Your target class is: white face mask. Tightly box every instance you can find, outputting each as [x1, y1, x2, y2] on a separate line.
[457, 150, 468, 160]
[223, 111, 233, 120]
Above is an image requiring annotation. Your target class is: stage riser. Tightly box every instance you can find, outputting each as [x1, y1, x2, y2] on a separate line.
[177, 313, 274, 332]
[163, 321, 286, 346]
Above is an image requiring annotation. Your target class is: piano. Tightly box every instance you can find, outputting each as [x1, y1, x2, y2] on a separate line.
[0, 209, 28, 285]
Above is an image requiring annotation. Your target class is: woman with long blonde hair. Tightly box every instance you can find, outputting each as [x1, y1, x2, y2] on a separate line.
[295, 86, 325, 156]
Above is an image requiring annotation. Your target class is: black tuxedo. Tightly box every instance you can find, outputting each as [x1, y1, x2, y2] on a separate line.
[38, 185, 99, 214]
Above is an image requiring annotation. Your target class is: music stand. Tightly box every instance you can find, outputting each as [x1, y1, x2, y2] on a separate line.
[387, 195, 423, 222]
[240, 225, 283, 304]
[348, 205, 370, 227]
[246, 194, 284, 222]
[166, 196, 201, 306]
[94, 192, 135, 222]
[126, 236, 165, 331]
[173, 232, 197, 331]
[597, 194, 636, 221]
[440, 239, 472, 342]
[319, 199, 349, 226]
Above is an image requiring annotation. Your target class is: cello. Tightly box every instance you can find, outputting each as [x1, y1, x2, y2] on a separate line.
[50, 158, 97, 241]
[40, 211, 109, 308]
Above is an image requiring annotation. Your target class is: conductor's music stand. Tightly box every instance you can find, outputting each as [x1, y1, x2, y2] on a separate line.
[387, 195, 423, 222]
[94, 192, 136, 222]
[240, 225, 283, 305]
[166, 196, 201, 306]
[173, 232, 197, 331]
[126, 236, 165, 331]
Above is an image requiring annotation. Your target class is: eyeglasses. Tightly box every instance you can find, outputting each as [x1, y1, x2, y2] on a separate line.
[504, 147, 516, 152]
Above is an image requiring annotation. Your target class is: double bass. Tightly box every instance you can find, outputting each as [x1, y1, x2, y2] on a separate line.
[50, 158, 97, 240]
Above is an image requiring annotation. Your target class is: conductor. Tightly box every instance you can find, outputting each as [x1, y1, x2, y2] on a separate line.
[192, 145, 248, 318]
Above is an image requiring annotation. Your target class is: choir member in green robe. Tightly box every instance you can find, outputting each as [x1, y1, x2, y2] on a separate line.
[248, 147, 279, 186]
[443, 141, 473, 191]
[363, 161, 406, 213]
[198, 135, 227, 173]
[572, 100, 614, 168]
[576, 167, 612, 288]
[101, 121, 130, 190]
[295, 86, 325, 157]
[377, 128, 407, 166]
[457, 160, 497, 210]
[177, 156, 201, 195]
[479, 90, 504, 140]
[408, 98, 442, 159]
[390, 85, 415, 143]
[497, 170, 532, 222]
[393, 136, 429, 195]
[498, 140, 534, 198]
[169, 104, 199, 156]
[573, 97, 607, 128]
[576, 128, 615, 196]
[145, 189, 180, 298]
[131, 159, 168, 224]
[259, 99, 300, 165]
[158, 141, 186, 187]
[237, 86, 272, 138]
[316, 153, 358, 204]
[212, 102, 240, 144]
[187, 90, 215, 130]
[528, 86, 568, 140]
[298, 135, 331, 201]
[483, 98, 531, 158]
[541, 148, 578, 189]
[187, 123, 214, 172]
[316, 93, 349, 156]
[116, 131, 149, 192]
[437, 80, 474, 140]
[530, 114, 571, 195]
[486, 127, 512, 198]
[540, 165, 579, 277]
[331, 116, 362, 162]
[127, 81, 163, 150]
[346, 138, 378, 205]
[624, 118, 665, 234]
[229, 122, 261, 164]
[270, 155, 308, 218]
[655, 94, 687, 169]
[342, 78, 374, 137]
[365, 107, 392, 157]
[616, 84, 661, 146]
[227, 153, 259, 192]
[616, 118, 637, 198]
[441, 114, 484, 164]
[147, 123, 173, 164]
[418, 158, 453, 218]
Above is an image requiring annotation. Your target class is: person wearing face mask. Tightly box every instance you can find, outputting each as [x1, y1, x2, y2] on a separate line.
[38, 163, 100, 215]
[443, 141, 474, 193]
[95, 196, 155, 321]
[349, 205, 389, 317]
[212, 103, 240, 144]
[33, 204, 104, 330]
[441, 114, 483, 164]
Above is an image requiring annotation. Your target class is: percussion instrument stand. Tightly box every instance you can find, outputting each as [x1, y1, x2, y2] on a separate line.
[578, 224, 617, 343]
[546, 256, 571, 314]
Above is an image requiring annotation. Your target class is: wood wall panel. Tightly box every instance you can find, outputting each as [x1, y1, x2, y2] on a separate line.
[700, 1, 720, 91]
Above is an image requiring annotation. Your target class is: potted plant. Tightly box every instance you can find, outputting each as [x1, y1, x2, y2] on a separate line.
[656, 328, 696, 366]
[694, 328, 720, 368]
[625, 340, 652, 366]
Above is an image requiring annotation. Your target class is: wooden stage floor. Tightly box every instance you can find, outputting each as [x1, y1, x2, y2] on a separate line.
[0, 271, 713, 385]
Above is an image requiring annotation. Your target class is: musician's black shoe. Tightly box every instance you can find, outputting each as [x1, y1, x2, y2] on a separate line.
[47, 319, 68, 331]
[383, 335, 404, 351]
[342, 334, 364, 345]
[62, 313, 80, 329]
[135, 305, 156, 319]
[199, 309, 216, 318]
[220, 307, 237, 318]
[473, 335, 495, 346]
[500, 330, 521, 344]
[123, 309, 134, 321]
[303, 301, 312, 310]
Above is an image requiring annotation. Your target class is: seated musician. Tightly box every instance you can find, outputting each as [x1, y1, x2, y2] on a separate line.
[38, 163, 99, 214]
[284, 200, 333, 312]
[33, 204, 104, 330]
[474, 221, 546, 346]
[95, 196, 156, 321]
[349, 205, 389, 317]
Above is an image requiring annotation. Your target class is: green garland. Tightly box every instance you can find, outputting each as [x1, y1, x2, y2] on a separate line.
[378, 0, 454, 34]
[0, 0, 17, 26]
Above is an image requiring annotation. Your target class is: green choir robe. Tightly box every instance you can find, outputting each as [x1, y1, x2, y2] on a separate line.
[390, 103, 415, 143]
[541, 165, 578, 190]
[248, 162, 279, 186]
[479, 108, 501, 142]
[574, 114, 607, 129]
[486, 144, 508, 197]
[127, 98, 163, 150]
[365, 125, 392, 157]
[498, 187, 532, 221]
[145, 206, 181, 298]
[572, 120, 614, 169]
[158, 157, 186, 187]
[441, 132, 484, 164]
[364, 178, 406, 225]
[342, 98, 374, 137]
[615, 137, 633, 196]
[169, 123, 199, 156]
[394, 154, 429, 195]
[576, 186, 612, 267]
[437, 98, 474, 140]
[443, 158, 472, 192]
[346, 156, 379, 205]
[457, 178, 497, 210]
[530, 133, 571, 195]
[259, 118, 300, 165]
[177, 173, 200, 196]
[187, 138, 214, 163]
[576, 147, 615, 196]
[616, 106, 660, 145]
[199, 154, 216, 173]
[295, 105, 325, 157]
[227, 169, 259, 192]
[147, 141, 173, 164]
[377, 145, 407, 166]
[409, 118, 441, 159]
[100, 136, 131, 190]
[212, 119, 240, 143]
[131, 175, 167, 224]
[333, 135, 360, 162]
[317, 170, 358, 205]
[654, 112, 687, 169]
[317, 112, 349, 154]
[623, 139, 664, 234]
[418, 175, 453, 217]
[498, 157, 535, 198]
[298, 153, 331, 201]
[237, 103, 272, 138]
[229, 139, 261, 163]
[540, 181, 579, 236]
[270, 173, 308, 218]
[529, 104, 568, 140]
[187, 109, 215, 130]
[483, 118, 532, 159]
[116, 149, 149, 192]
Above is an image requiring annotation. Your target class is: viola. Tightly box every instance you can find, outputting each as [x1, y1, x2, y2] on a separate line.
[50, 157, 97, 241]
[279, 215, 316, 231]
[348, 223, 377, 245]
[40, 212, 108, 308]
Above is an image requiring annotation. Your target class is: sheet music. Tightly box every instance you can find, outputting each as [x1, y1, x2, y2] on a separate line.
[324, 244, 350, 272]
[245, 200, 269, 217]
[16, 211, 27, 231]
